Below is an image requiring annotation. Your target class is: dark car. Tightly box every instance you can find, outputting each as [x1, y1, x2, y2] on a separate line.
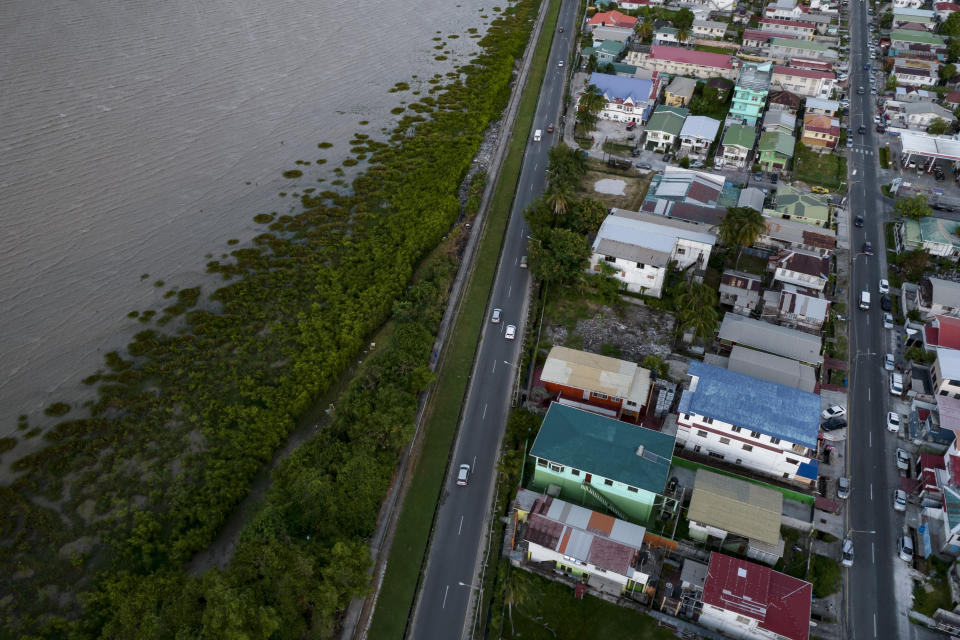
[864, 64, 871, 70]
[546, 123, 554, 133]
[858, 125, 866, 134]
[876, 125, 885, 133]
[855, 215, 864, 227]
[881, 294, 892, 311]
[863, 241, 874, 255]
[822, 416, 847, 431]
[631, 147, 641, 157]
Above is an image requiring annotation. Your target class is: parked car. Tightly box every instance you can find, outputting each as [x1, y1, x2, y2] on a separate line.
[879, 278, 890, 294]
[858, 86, 865, 94]
[842, 538, 854, 567]
[558, 60, 564, 67]
[885, 353, 895, 371]
[881, 294, 892, 311]
[504, 324, 517, 340]
[890, 372, 904, 395]
[855, 215, 864, 227]
[893, 489, 907, 512]
[887, 411, 901, 433]
[822, 416, 847, 431]
[896, 448, 910, 471]
[837, 476, 851, 499]
[898, 534, 914, 562]
[456, 463, 470, 486]
[863, 241, 874, 255]
[491, 308, 501, 324]
[847, 138, 854, 148]
[631, 148, 641, 157]
[812, 185, 830, 194]
[884, 312, 894, 329]
[822, 405, 846, 419]
[635, 161, 652, 170]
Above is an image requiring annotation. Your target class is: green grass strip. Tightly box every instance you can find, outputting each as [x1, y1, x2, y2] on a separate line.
[366, 1, 561, 637]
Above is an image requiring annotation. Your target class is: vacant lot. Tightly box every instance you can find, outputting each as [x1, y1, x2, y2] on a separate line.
[793, 144, 847, 191]
[576, 166, 653, 211]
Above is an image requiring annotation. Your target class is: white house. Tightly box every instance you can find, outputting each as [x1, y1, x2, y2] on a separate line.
[678, 116, 721, 159]
[893, 0, 925, 9]
[772, 249, 830, 292]
[589, 208, 716, 298]
[759, 17, 816, 38]
[692, 19, 728, 39]
[904, 102, 957, 130]
[676, 360, 821, 485]
[917, 277, 960, 320]
[582, 72, 661, 124]
[765, 0, 806, 19]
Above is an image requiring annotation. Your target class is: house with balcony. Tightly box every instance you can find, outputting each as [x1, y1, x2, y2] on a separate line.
[890, 29, 947, 52]
[582, 72, 661, 125]
[759, 17, 816, 39]
[676, 360, 821, 485]
[588, 208, 716, 298]
[904, 102, 957, 130]
[772, 65, 836, 98]
[765, 0, 808, 20]
[801, 113, 840, 150]
[693, 19, 728, 39]
[654, 26, 681, 45]
[763, 286, 830, 333]
[687, 469, 785, 564]
[528, 403, 676, 523]
[936, 2, 960, 21]
[699, 553, 813, 640]
[581, 39, 628, 65]
[895, 62, 938, 88]
[768, 184, 830, 227]
[743, 29, 788, 48]
[679, 116, 721, 160]
[757, 130, 795, 172]
[625, 46, 739, 80]
[719, 270, 763, 315]
[730, 62, 774, 125]
[540, 345, 653, 420]
[514, 490, 657, 597]
[588, 9, 639, 31]
[771, 249, 829, 292]
[892, 8, 937, 30]
[895, 214, 960, 260]
[644, 105, 689, 151]
[664, 76, 697, 107]
[718, 312, 823, 366]
[918, 277, 960, 320]
[716, 124, 757, 169]
[805, 97, 839, 117]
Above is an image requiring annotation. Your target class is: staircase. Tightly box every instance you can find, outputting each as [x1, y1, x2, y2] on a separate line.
[581, 481, 628, 520]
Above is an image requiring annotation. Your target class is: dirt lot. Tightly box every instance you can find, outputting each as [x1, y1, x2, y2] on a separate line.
[577, 164, 653, 212]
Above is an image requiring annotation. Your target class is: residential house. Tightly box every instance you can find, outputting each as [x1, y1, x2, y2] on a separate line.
[762, 109, 797, 135]
[699, 553, 813, 640]
[676, 360, 821, 484]
[931, 347, 960, 398]
[893, 0, 925, 8]
[801, 113, 840, 150]
[805, 97, 839, 116]
[664, 76, 697, 107]
[743, 29, 788, 48]
[738, 186, 766, 212]
[641, 199, 729, 226]
[679, 115, 721, 159]
[728, 345, 818, 393]
[768, 37, 838, 63]
[644, 106, 689, 151]
[591, 26, 633, 45]
[924, 314, 960, 353]
[589, 208, 717, 297]
[588, 9, 639, 30]
[514, 490, 656, 596]
[944, 92, 960, 110]
[892, 8, 937, 29]
[890, 29, 947, 51]
[771, 249, 830, 292]
[757, 130, 795, 172]
[540, 345, 653, 420]
[718, 312, 823, 366]
[760, 216, 836, 254]
[894, 60, 938, 87]
[716, 124, 757, 169]
[693, 19, 728, 39]
[759, 17, 816, 39]
[582, 40, 628, 65]
[917, 277, 960, 320]
[719, 269, 763, 314]
[936, 2, 960, 21]
[687, 469, 785, 564]
[767, 89, 804, 115]
[654, 26, 681, 45]
[765, 0, 807, 20]
[583, 72, 661, 124]
[765, 286, 830, 333]
[644, 166, 737, 208]
[618, 0, 651, 8]
[731, 62, 774, 125]
[625, 45, 739, 80]
[772, 65, 836, 98]
[528, 403, 675, 523]
[904, 102, 957, 130]
[768, 185, 831, 227]
[895, 215, 960, 260]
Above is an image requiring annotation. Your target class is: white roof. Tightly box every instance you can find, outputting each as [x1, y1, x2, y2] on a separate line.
[938, 347, 960, 380]
[680, 115, 721, 141]
[931, 277, 960, 308]
[893, 7, 935, 17]
[594, 208, 716, 255]
[806, 97, 840, 112]
[899, 131, 960, 161]
[904, 102, 956, 119]
[694, 19, 728, 29]
[738, 187, 766, 212]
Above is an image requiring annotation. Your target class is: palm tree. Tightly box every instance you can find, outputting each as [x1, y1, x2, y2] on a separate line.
[677, 28, 689, 45]
[545, 182, 575, 217]
[635, 19, 654, 43]
[674, 281, 719, 341]
[578, 84, 606, 133]
[716, 207, 766, 267]
[504, 572, 530, 635]
[547, 143, 587, 185]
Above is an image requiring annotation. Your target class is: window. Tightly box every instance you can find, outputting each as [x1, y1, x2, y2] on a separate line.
[786, 457, 798, 465]
[571, 468, 580, 476]
[697, 430, 708, 438]
[750, 431, 761, 438]
[719, 437, 730, 445]
[783, 473, 790, 479]
[708, 452, 725, 460]
[942, 390, 951, 396]
[770, 437, 781, 444]
[676, 247, 686, 255]
[731, 426, 741, 433]
[626, 400, 637, 407]
[703, 417, 713, 424]
[742, 444, 753, 452]
[681, 413, 689, 420]
[604, 478, 614, 486]
[537, 458, 547, 467]
[593, 392, 608, 400]
[628, 486, 638, 493]
[605, 255, 617, 263]
[549, 463, 564, 472]
[694, 445, 702, 452]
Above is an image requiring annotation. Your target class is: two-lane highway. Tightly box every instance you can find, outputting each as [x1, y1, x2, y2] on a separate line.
[407, 2, 579, 638]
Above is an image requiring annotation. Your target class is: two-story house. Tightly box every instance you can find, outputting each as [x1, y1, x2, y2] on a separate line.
[589, 208, 717, 298]
[757, 130, 795, 172]
[716, 124, 757, 169]
[890, 29, 946, 52]
[768, 37, 838, 63]
[728, 344, 818, 393]
[625, 46, 739, 80]
[759, 17, 816, 39]
[767, 185, 830, 227]
[805, 97, 839, 116]
[895, 214, 960, 260]
[768, 89, 804, 115]
[664, 76, 697, 107]
[917, 277, 960, 320]
[644, 105, 689, 151]
[772, 65, 836, 98]
[540, 345, 653, 420]
[904, 102, 957, 130]
[892, 8, 937, 30]
[676, 360, 821, 485]
[730, 62, 774, 125]
[678, 115, 721, 160]
[718, 269, 763, 315]
[760, 216, 836, 254]
[762, 109, 797, 135]
[801, 113, 840, 150]
[692, 19, 728, 39]
[582, 72, 661, 125]
[771, 249, 830, 292]
[529, 403, 676, 523]
[588, 9, 639, 31]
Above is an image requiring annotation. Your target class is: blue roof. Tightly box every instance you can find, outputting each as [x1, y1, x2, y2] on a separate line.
[684, 360, 821, 449]
[796, 459, 819, 480]
[530, 403, 676, 494]
[588, 72, 654, 105]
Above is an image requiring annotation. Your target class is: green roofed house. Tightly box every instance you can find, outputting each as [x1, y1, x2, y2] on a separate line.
[895, 215, 960, 260]
[582, 39, 627, 65]
[717, 124, 757, 169]
[767, 184, 831, 227]
[890, 29, 947, 50]
[644, 105, 689, 152]
[757, 130, 794, 172]
[529, 403, 676, 523]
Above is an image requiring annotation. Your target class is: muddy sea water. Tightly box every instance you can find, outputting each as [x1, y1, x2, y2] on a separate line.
[0, 0, 492, 445]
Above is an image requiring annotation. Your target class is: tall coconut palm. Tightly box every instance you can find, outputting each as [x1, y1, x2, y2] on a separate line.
[578, 84, 606, 133]
[635, 19, 654, 43]
[716, 206, 766, 267]
[674, 281, 719, 341]
[545, 181, 575, 217]
[677, 28, 690, 45]
[504, 572, 530, 635]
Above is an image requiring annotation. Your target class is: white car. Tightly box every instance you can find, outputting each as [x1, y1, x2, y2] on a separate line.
[837, 476, 851, 499]
[879, 279, 890, 294]
[558, 60, 564, 67]
[822, 405, 847, 420]
[491, 308, 501, 324]
[884, 312, 894, 329]
[884, 353, 895, 371]
[456, 463, 470, 486]
[893, 489, 907, 512]
[887, 411, 901, 433]
[842, 538, 854, 567]
[505, 324, 517, 340]
[898, 534, 914, 562]
[896, 448, 910, 471]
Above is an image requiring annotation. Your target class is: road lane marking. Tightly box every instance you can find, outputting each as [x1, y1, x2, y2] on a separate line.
[869, 432, 872, 448]
[868, 388, 871, 401]
[870, 483, 874, 501]
[483, 403, 487, 420]
[508, 286, 512, 297]
[458, 516, 463, 535]
[443, 585, 449, 609]
[492, 360, 496, 373]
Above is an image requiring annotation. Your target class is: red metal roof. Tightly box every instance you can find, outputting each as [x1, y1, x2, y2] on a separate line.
[760, 17, 817, 29]
[936, 2, 960, 10]
[703, 553, 812, 640]
[774, 65, 834, 80]
[650, 45, 733, 69]
[789, 57, 833, 71]
[744, 29, 781, 43]
[946, 91, 960, 104]
[937, 315, 960, 349]
[920, 452, 946, 471]
[951, 455, 960, 487]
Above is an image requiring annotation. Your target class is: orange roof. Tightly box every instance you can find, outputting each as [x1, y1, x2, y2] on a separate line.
[587, 510, 616, 535]
[588, 10, 638, 29]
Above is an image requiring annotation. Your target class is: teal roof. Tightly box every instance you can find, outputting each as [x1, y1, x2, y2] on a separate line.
[915, 216, 960, 247]
[646, 105, 689, 136]
[530, 404, 676, 494]
[890, 29, 945, 45]
[722, 124, 757, 150]
[612, 62, 638, 74]
[759, 130, 795, 157]
[597, 39, 626, 55]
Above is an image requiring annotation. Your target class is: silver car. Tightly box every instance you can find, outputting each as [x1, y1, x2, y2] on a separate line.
[898, 534, 914, 562]
[893, 489, 907, 512]
[505, 324, 517, 340]
[842, 538, 854, 567]
[491, 308, 501, 324]
[837, 476, 851, 499]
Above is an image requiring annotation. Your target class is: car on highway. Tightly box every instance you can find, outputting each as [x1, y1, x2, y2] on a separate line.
[896, 448, 910, 471]
[898, 534, 914, 562]
[546, 123, 554, 133]
[838, 476, 851, 499]
[504, 324, 516, 340]
[491, 308, 501, 323]
[858, 125, 866, 134]
[863, 241, 874, 255]
[847, 138, 854, 149]
[887, 411, 901, 433]
[811, 185, 830, 194]
[855, 215, 864, 227]
[842, 538, 854, 567]
[858, 86, 865, 94]
[864, 64, 870, 70]
[823, 405, 846, 419]
[880, 294, 892, 311]
[884, 312, 894, 329]
[456, 463, 470, 486]
[558, 60, 563, 67]
[893, 489, 907, 512]
[885, 353, 895, 371]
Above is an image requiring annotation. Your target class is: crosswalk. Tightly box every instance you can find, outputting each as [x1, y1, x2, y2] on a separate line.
[849, 148, 874, 156]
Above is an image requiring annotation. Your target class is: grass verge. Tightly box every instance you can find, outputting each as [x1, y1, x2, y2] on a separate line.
[366, 1, 561, 637]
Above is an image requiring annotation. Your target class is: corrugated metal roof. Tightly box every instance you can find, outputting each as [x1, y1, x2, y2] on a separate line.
[688, 469, 783, 545]
[541, 345, 652, 406]
[728, 345, 817, 393]
[718, 312, 823, 364]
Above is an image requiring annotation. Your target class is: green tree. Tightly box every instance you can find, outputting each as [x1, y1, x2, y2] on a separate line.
[567, 198, 608, 235]
[642, 354, 670, 379]
[547, 142, 588, 186]
[674, 281, 719, 341]
[544, 182, 576, 217]
[578, 84, 606, 133]
[941, 63, 958, 82]
[678, 156, 690, 168]
[586, 53, 598, 73]
[896, 248, 931, 281]
[677, 27, 689, 45]
[879, 10, 894, 29]
[673, 7, 695, 30]
[504, 573, 530, 635]
[635, 19, 654, 43]
[528, 227, 591, 284]
[601, 62, 616, 74]
[943, 11, 960, 38]
[716, 206, 766, 266]
[928, 118, 952, 135]
[948, 37, 960, 63]
[894, 193, 932, 220]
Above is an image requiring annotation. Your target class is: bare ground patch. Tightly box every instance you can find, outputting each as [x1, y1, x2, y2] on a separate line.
[577, 165, 652, 211]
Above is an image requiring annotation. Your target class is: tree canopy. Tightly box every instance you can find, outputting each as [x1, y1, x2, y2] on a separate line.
[894, 194, 932, 220]
[528, 227, 591, 285]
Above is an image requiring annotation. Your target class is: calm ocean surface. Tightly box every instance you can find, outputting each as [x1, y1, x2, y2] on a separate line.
[0, 0, 490, 440]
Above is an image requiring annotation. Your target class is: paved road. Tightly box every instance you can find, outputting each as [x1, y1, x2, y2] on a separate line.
[406, 4, 578, 638]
